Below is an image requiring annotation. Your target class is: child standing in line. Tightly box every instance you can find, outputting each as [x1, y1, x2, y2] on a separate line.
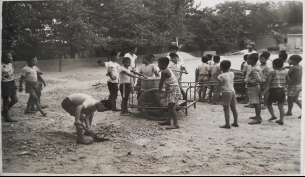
[206, 54, 214, 66]
[19, 55, 47, 117]
[158, 57, 181, 129]
[246, 53, 262, 124]
[168, 53, 188, 101]
[241, 54, 249, 105]
[209, 55, 222, 104]
[262, 51, 272, 69]
[279, 52, 290, 69]
[195, 56, 210, 102]
[124, 46, 138, 89]
[259, 53, 270, 110]
[285, 55, 302, 119]
[218, 60, 238, 129]
[1, 51, 18, 122]
[119, 57, 146, 115]
[30, 65, 47, 111]
[167, 45, 184, 66]
[263, 59, 290, 125]
[241, 54, 249, 71]
[97, 50, 121, 111]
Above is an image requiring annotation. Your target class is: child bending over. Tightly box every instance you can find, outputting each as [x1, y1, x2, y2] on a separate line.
[19, 55, 47, 117]
[209, 55, 221, 104]
[1, 51, 18, 122]
[285, 55, 302, 119]
[263, 59, 290, 125]
[218, 60, 238, 129]
[158, 57, 181, 129]
[195, 56, 210, 102]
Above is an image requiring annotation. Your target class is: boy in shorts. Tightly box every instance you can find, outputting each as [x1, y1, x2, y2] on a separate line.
[195, 56, 210, 102]
[246, 53, 262, 124]
[218, 60, 238, 129]
[264, 58, 290, 125]
[284, 55, 302, 119]
[30, 65, 47, 111]
[209, 55, 221, 104]
[259, 52, 270, 109]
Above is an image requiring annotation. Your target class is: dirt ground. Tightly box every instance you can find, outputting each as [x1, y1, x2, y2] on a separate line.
[1, 54, 303, 175]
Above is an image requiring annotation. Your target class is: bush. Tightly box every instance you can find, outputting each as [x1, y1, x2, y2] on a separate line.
[267, 47, 279, 51]
[180, 44, 197, 52]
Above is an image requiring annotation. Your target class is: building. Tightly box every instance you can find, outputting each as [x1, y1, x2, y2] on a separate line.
[287, 34, 303, 53]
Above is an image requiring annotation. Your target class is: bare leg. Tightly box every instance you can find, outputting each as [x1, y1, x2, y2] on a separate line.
[267, 103, 276, 118]
[286, 96, 294, 115]
[166, 103, 179, 129]
[208, 86, 213, 103]
[76, 126, 92, 144]
[230, 105, 238, 126]
[29, 91, 46, 116]
[180, 88, 186, 100]
[2, 96, 17, 122]
[278, 103, 285, 123]
[249, 104, 261, 124]
[202, 87, 207, 101]
[220, 105, 230, 128]
[8, 95, 18, 110]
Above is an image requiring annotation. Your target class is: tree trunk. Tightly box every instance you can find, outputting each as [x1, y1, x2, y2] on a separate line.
[70, 43, 75, 58]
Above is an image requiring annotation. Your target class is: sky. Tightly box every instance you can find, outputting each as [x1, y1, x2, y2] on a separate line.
[193, 0, 299, 8]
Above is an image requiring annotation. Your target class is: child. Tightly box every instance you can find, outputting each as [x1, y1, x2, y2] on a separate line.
[279, 52, 289, 69]
[245, 53, 262, 124]
[241, 54, 249, 71]
[97, 50, 121, 111]
[262, 51, 272, 69]
[209, 55, 221, 104]
[158, 57, 181, 129]
[218, 60, 238, 129]
[1, 51, 18, 122]
[124, 46, 138, 70]
[285, 55, 302, 118]
[136, 55, 160, 99]
[168, 53, 188, 101]
[167, 45, 184, 65]
[119, 57, 146, 115]
[259, 53, 270, 109]
[195, 56, 210, 102]
[61, 93, 109, 144]
[30, 65, 47, 111]
[206, 54, 214, 66]
[19, 55, 47, 117]
[263, 59, 290, 125]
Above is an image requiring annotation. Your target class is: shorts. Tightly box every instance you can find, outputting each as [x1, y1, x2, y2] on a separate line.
[198, 74, 209, 87]
[287, 84, 302, 97]
[107, 82, 118, 93]
[25, 81, 38, 93]
[219, 91, 237, 106]
[165, 85, 180, 104]
[248, 85, 260, 104]
[1, 81, 17, 97]
[61, 97, 96, 116]
[120, 83, 131, 99]
[267, 88, 286, 104]
[260, 82, 265, 92]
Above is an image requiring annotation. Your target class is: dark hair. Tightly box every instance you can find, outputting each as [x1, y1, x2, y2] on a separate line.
[2, 51, 11, 61]
[248, 53, 259, 63]
[213, 55, 220, 63]
[101, 100, 112, 110]
[25, 54, 37, 64]
[220, 60, 231, 70]
[201, 56, 209, 63]
[169, 53, 179, 59]
[168, 45, 178, 51]
[158, 57, 170, 67]
[243, 54, 249, 61]
[279, 53, 288, 60]
[122, 57, 131, 63]
[272, 58, 283, 68]
[289, 55, 302, 64]
[279, 50, 286, 54]
[110, 49, 120, 58]
[261, 51, 270, 59]
[206, 54, 213, 60]
[129, 45, 137, 51]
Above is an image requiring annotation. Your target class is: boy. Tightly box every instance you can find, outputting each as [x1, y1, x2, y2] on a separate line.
[259, 53, 270, 109]
[246, 53, 262, 124]
[218, 60, 238, 129]
[30, 65, 47, 111]
[241, 54, 249, 71]
[61, 93, 110, 144]
[285, 55, 302, 119]
[167, 45, 184, 66]
[262, 51, 272, 69]
[279, 52, 289, 69]
[195, 56, 210, 102]
[119, 57, 146, 115]
[227, 43, 257, 56]
[1, 51, 18, 122]
[206, 54, 213, 66]
[263, 59, 290, 125]
[19, 55, 47, 117]
[97, 50, 121, 111]
[209, 55, 221, 104]
[124, 46, 138, 89]
[168, 53, 188, 101]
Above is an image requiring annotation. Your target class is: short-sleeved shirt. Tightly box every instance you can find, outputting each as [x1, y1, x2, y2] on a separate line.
[68, 93, 98, 109]
[105, 61, 121, 83]
[218, 72, 235, 93]
[196, 63, 210, 75]
[124, 53, 137, 69]
[246, 64, 262, 87]
[266, 59, 273, 69]
[288, 64, 302, 85]
[260, 64, 269, 83]
[1, 63, 14, 82]
[119, 66, 131, 84]
[20, 65, 38, 82]
[138, 64, 158, 77]
[210, 63, 221, 76]
[167, 53, 184, 66]
[168, 62, 183, 80]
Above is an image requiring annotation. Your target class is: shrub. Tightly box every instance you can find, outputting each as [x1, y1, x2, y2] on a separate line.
[267, 47, 279, 51]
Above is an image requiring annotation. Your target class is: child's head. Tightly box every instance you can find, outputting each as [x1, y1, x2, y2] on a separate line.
[220, 60, 231, 71]
[169, 53, 179, 64]
[110, 50, 120, 62]
[158, 57, 170, 70]
[122, 57, 131, 67]
[262, 51, 270, 59]
[96, 102, 108, 112]
[201, 56, 209, 63]
[279, 52, 288, 61]
[206, 54, 213, 61]
[288, 55, 302, 66]
[148, 54, 155, 63]
[259, 53, 268, 65]
[213, 55, 220, 63]
[247, 43, 255, 50]
[142, 55, 150, 65]
[247, 53, 259, 66]
[26, 55, 37, 67]
[279, 50, 286, 54]
[272, 58, 283, 69]
[2, 51, 13, 64]
[168, 45, 179, 53]
[129, 45, 137, 54]
[243, 54, 249, 62]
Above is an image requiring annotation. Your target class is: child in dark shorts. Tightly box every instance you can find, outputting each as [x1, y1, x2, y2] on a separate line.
[263, 58, 290, 125]
[1, 51, 18, 122]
